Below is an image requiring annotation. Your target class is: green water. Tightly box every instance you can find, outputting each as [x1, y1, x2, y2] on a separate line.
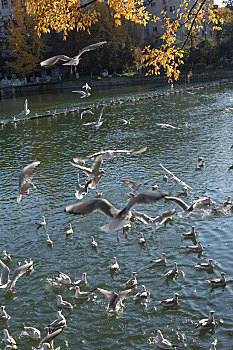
[0, 81, 233, 349]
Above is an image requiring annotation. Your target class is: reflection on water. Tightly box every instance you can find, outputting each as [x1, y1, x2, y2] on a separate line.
[0, 81, 233, 349]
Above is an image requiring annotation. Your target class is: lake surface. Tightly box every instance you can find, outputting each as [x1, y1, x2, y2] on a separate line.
[0, 80, 233, 349]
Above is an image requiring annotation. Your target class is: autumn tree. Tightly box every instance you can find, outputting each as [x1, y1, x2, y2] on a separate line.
[7, 0, 45, 77]
[25, 0, 223, 82]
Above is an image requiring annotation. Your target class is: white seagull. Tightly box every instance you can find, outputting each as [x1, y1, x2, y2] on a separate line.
[156, 329, 177, 349]
[40, 41, 107, 67]
[0, 259, 34, 291]
[195, 310, 215, 329]
[150, 253, 167, 265]
[83, 107, 104, 128]
[97, 287, 133, 312]
[0, 305, 11, 321]
[55, 295, 73, 309]
[17, 161, 40, 203]
[47, 310, 66, 329]
[17, 98, 30, 117]
[109, 257, 119, 270]
[160, 163, 193, 189]
[3, 329, 17, 349]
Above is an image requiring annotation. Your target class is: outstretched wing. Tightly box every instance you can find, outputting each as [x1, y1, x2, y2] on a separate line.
[40, 328, 63, 346]
[97, 287, 113, 300]
[8, 260, 33, 288]
[40, 55, 70, 67]
[70, 162, 92, 176]
[0, 259, 10, 285]
[19, 161, 40, 189]
[72, 90, 86, 96]
[74, 41, 107, 59]
[65, 198, 119, 218]
[165, 196, 189, 210]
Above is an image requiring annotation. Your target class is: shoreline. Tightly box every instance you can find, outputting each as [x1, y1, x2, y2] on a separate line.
[0, 68, 233, 99]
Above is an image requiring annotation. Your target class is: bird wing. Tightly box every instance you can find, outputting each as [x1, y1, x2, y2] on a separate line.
[97, 287, 114, 300]
[114, 289, 133, 305]
[160, 163, 192, 189]
[131, 210, 152, 224]
[40, 328, 63, 345]
[73, 150, 104, 163]
[83, 122, 96, 126]
[125, 190, 170, 212]
[72, 90, 86, 96]
[165, 196, 189, 210]
[24, 99, 28, 112]
[98, 107, 104, 123]
[19, 161, 40, 189]
[9, 260, 33, 287]
[65, 198, 119, 218]
[119, 178, 136, 190]
[74, 41, 107, 59]
[40, 55, 70, 67]
[91, 155, 104, 172]
[80, 110, 94, 120]
[0, 259, 10, 285]
[70, 162, 92, 176]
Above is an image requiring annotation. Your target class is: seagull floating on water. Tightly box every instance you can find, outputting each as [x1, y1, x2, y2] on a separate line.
[134, 285, 150, 299]
[47, 310, 67, 330]
[158, 293, 179, 306]
[124, 271, 138, 287]
[71, 285, 95, 299]
[150, 253, 167, 265]
[209, 339, 218, 350]
[55, 295, 73, 309]
[206, 272, 227, 286]
[195, 310, 215, 329]
[66, 223, 73, 235]
[195, 259, 214, 270]
[178, 226, 196, 238]
[22, 324, 41, 339]
[3, 329, 17, 349]
[0, 305, 11, 321]
[109, 257, 119, 270]
[71, 272, 88, 288]
[91, 236, 98, 248]
[185, 240, 203, 252]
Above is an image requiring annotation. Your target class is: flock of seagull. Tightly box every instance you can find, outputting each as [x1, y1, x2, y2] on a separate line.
[2, 130, 231, 349]
[1, 51, 233, 349]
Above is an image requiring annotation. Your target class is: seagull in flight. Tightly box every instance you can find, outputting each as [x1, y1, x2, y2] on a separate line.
[40, 41, 107, 67]
[65, 190, 169, 237]
[83, 107, 104, 128]
[0, 259, 34, 291]
[16, 99, 30, 117]
[73, 146, 147, 163]
[72, 90, 91, 98]
[160, 163, 193, 189]
[97, 287, 133, 312]
[156, 123, 180, 130]
[17, 161, 40, 203]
